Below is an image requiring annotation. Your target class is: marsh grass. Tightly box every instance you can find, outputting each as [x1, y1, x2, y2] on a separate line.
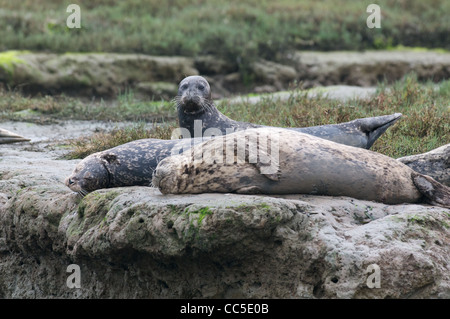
[218, 75, 449, 158]
[0, 88, 175, 122]
[60, 74, 449, 160]
[1, 0, 449, 77]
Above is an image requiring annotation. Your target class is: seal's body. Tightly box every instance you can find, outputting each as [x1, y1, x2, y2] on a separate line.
[176, 76, 402, 149]
[0, 128, 30, 144]
[66, 135, 449, 197]
[152, 128, 450, 208]
[65, 137, 206, 196]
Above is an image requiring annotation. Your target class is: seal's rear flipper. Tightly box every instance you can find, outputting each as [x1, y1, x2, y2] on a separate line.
[412, 172, 450, 208]
[359, 113, 402, 149]
[0, 128, 31, 144]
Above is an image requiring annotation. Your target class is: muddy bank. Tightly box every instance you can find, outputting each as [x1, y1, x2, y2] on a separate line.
[1, 50, 450, 99]
[0, 121, 153, 180]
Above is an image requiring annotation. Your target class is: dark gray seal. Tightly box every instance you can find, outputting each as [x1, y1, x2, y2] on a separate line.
[65, 137, 207, 196]
[397, 143, 449, 187]
[152, 127, 450, 208]
[175, 75, 402, 149]
[0, 128, 30, 144]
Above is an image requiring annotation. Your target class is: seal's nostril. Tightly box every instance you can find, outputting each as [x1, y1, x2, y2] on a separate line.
[68, 179, 74, 185]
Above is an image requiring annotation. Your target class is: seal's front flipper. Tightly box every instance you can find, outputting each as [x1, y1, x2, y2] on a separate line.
[412, 172, 450, 208]
[236, 132, 281, 181]
[0, 128, 31, 144]
[358, 113, 402, 149]
[250, 146, 281, 182]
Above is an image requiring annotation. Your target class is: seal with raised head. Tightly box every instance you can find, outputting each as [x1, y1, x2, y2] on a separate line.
[65, 137, 207, 196]
[175, 75, 402, 149]
[152, 127, 450, 208]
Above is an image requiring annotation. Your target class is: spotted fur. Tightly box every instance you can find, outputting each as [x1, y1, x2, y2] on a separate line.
[153, 127, 450, 208]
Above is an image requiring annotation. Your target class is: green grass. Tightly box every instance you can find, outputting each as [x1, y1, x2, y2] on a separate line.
[0, 0, 449, 76]
[218, 74, 449, 158]
[53, 74, 449, 160]
[387, 45, 449, 53]
[0, 89, 175, 123]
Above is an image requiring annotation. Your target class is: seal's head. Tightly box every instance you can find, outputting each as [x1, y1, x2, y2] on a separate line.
[65, 154, 110, 197]
[151, 155, 190, 194]
[175, 75, 213, 114]
[152, 130, 280, 195]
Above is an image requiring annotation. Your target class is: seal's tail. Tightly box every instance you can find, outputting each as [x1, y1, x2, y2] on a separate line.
[412, 172, 450, 208]
[0, 128, 30, 144]
[358, 113, 403, 149]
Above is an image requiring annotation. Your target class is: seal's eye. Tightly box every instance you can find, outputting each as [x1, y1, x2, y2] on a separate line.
[181, 84, 188, 90]
[198, 85, 205, 91]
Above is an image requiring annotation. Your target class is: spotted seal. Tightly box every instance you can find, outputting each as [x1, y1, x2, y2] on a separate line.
[152, 127, 450, 208]
[397, 143, 449, 187]
[175, 75, 401, 149]
[65, 137, 207, 196]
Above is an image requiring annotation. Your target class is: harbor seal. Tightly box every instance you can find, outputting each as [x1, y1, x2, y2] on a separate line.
[0, 128, 30, 144]
[397, 143, 449, 187]
[152, 127, 450, 208]
[66, 135, 449, 196]
[65, 137, 208, 196]
[175, 75, 401, 149]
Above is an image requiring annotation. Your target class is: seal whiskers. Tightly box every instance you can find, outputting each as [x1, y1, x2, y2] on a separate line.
[77, 189, 89, 198]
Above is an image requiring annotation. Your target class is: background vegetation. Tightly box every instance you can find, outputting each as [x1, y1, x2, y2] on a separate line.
[1, 0, 449, 72]
[66, 74, 450, 159]
[0, 1, 448, 160]
[1, 74, 448, 159]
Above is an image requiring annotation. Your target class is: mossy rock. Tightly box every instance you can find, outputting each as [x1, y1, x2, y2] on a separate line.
[0, 50, 29, 80]
[0, 52, 198, 98]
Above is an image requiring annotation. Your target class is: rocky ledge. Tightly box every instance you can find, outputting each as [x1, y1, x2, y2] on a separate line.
[1, 50, 450, 98]
[0, 167, 449, 298]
